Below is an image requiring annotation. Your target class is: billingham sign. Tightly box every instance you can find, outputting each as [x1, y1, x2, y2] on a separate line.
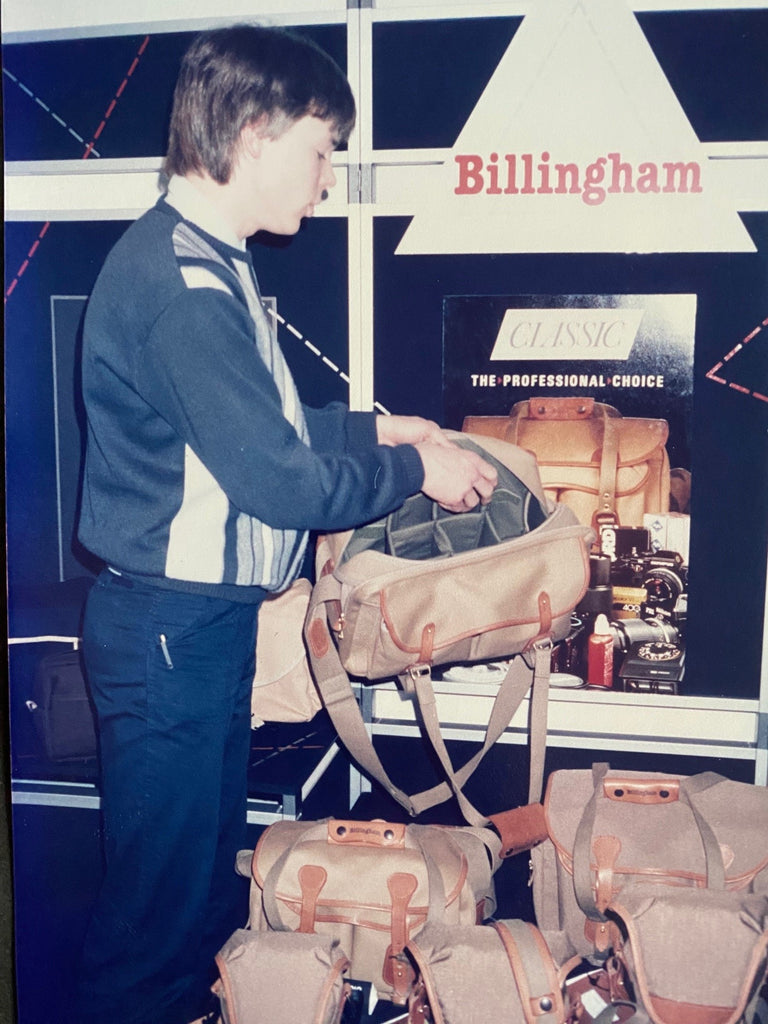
[396, 0, 755, 256]
[454, 151, 702, 206]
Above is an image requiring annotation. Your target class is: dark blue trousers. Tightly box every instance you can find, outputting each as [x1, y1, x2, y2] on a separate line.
[76, 569, 261, 1024]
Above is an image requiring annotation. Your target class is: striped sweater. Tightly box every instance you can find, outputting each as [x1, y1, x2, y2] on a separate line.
[78, 183, 423, 600]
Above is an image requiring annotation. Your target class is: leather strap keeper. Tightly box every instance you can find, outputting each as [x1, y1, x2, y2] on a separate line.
[489, 802, 549, 859]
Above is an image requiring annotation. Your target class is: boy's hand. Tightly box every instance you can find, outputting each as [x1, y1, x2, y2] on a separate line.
[376, 415, 453, 448]
[415, 441, 498, 513]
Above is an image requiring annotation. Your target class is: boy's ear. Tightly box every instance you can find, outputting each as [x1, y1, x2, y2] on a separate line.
[240, 120, 267, 161]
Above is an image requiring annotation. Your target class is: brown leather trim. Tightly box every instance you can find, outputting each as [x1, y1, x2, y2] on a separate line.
[603, 778, 680, 804]
[584, 917, 619, 954]
[489, 802, 548, 859]
[612, 901, 768, 1024]
[382, 873, 419, 1003]
[419, 622, 435, 663]
[326, 820, 407, 848]
[538, 592, 552, 636]
[307, 617, 330, 659]
[492, 920, 564, 1023]
[528, 397, 596, 420]
[593, 835, 622, 912]
[492, 921, 535, 1024]
[298, 863, 327, 933]
[314, 955, 351, 1024]
[646, 996, 733, 1024]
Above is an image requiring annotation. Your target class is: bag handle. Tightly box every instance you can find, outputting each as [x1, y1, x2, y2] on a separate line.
[305, 573, 551, 826]
[572, 764, 728, 923]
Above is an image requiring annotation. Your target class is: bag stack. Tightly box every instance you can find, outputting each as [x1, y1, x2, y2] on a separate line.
[217, 428, 767, 1023]
[532, 762, 768, 1023]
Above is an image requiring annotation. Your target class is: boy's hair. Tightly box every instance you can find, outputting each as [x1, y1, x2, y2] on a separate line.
[164, 24, 356, 184]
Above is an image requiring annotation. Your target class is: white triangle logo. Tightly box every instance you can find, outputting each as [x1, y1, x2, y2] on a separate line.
[396, 0, 755, 255]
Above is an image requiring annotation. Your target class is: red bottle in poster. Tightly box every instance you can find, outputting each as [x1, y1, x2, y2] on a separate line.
[587, 614, 614, 688]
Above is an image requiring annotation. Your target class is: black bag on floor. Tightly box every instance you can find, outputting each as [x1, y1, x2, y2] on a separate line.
[27, 650, 98, 761]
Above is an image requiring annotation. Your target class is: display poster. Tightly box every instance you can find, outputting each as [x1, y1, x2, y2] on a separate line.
[444, 293, 696, 694]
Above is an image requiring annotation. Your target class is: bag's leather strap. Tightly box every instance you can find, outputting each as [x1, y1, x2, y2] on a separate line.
[572, 764, 728, 923]
[305, 573, 551, 826]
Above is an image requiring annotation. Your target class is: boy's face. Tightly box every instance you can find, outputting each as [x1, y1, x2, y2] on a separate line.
[243, 115, 340, 237]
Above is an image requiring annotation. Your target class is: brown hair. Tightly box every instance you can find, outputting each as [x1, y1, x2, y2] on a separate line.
[164, 24, 355, 184]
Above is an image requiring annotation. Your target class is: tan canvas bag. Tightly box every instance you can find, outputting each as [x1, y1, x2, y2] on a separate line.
[239, 817, 502, 1004]
[405, 919, 567, 1024]
[531, 763, 768, 964]
[606, 887, 768, 1024]
[251, 578, 322, 725]
[463, 397, 670, 530]
[305, 432, 593, 827]
[212, 929, 350, 1024]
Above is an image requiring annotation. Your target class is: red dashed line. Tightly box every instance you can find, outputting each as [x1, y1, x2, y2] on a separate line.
[5, 36, 151, 305]
[706, 316, 768, 405]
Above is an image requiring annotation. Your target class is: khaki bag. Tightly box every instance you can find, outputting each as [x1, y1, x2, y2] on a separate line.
[212, 929, 350, 1024]
[605, 887, 768, 1024]
[405, 918, 567, 1024]
[251, 578, 322, 725]
[239, 817, 502, 1004]
[531, 763, 768, 965]
[305, 432, 593, 827]
[463, 397, 670, 530]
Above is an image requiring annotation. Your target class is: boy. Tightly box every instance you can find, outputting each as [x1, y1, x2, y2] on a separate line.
[76, 24, 496, 1024]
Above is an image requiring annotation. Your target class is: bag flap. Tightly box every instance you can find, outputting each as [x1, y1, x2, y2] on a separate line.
[609, 888, 768, 1024]
[406, 920, 564, 1024]
[405, 922, 526, 1022]
[544, 769, 768, 886]
[509, 417, 669, 467]
[215, 928, 350, 1024]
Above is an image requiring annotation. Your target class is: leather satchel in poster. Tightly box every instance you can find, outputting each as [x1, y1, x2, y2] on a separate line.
[444, 293, 694, 696]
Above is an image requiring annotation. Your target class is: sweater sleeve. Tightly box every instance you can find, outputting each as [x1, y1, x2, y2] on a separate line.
[137, 287, 424, 532]
[302, 402, 379, 454]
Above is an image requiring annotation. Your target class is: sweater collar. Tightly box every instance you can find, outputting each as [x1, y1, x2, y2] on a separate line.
[165, 175, 245, 251]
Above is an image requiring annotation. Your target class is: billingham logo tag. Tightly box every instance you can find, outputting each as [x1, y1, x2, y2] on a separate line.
[490, 307, 644, 362]
[396, 0, 754, 255]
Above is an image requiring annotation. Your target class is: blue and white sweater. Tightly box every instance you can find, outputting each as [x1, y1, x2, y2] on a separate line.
[78, 178, 424, 601]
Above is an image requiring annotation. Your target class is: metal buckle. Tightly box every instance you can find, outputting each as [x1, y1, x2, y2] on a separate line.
[522, 635, 553, 670]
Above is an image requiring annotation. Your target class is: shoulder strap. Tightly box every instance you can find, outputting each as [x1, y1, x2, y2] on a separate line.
[491, 920, 565, 1024]
[305, 573, 551, 825]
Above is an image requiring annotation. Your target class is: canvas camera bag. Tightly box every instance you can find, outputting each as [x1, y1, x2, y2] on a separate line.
[530, 762, 768, 965]
[603, 887, 768, 1024]
[462, 397, 670, 530]
[305, 432, 593, 828]
[239, 817, 502, 1004]
[212, 929, 350, 1024]
[405, 918, 567, 1024]
[251, 578, 322, 725]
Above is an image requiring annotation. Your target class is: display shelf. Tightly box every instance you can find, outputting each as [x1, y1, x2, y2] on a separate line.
[356, 676, 765, 781]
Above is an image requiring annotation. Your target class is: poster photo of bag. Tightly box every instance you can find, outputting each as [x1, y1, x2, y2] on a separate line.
[444, 293, 694, 696]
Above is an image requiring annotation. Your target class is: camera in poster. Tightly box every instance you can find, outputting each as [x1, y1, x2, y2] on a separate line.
[443, 293, 695, 695]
